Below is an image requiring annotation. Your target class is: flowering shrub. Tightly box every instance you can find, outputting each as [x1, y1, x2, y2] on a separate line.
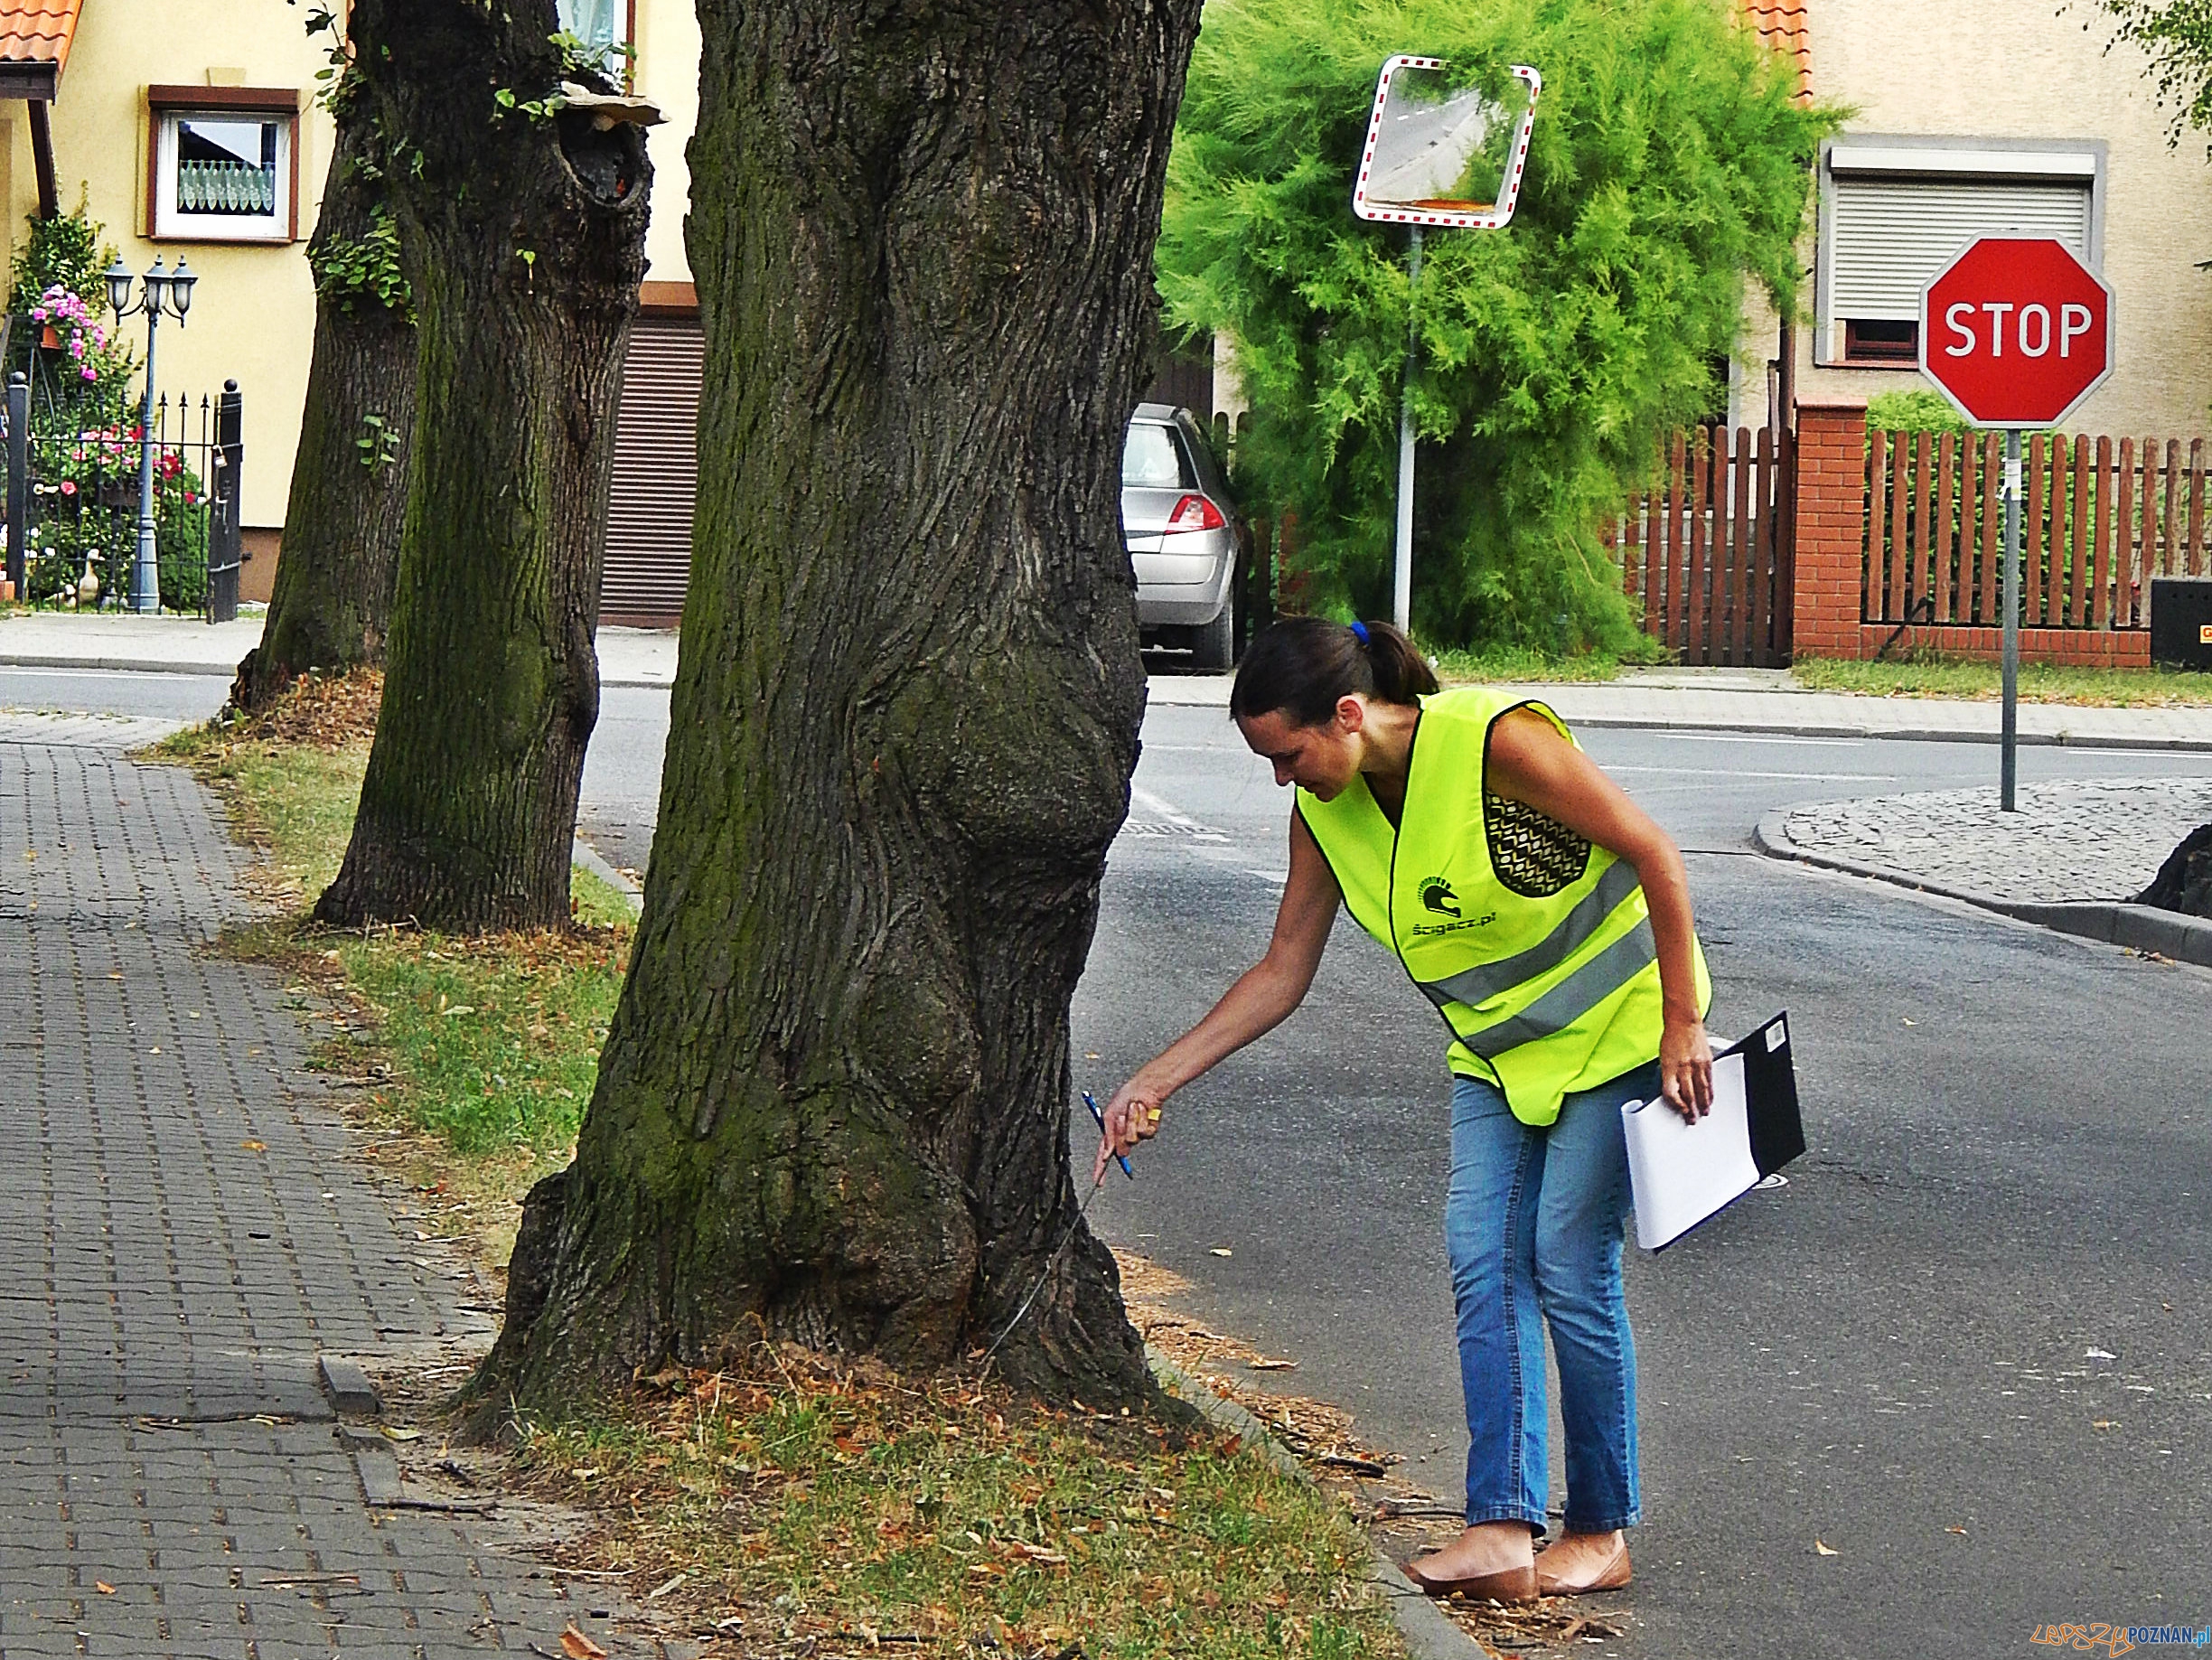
[28, 285, 127, 386]
[24, 424, 207, 609]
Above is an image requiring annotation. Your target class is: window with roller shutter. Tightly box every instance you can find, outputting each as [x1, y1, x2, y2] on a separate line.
[601, 313, 703, 627]
[1815, 139, 2101, 368]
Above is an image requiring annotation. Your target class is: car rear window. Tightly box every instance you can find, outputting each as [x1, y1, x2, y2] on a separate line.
[1122, 421, 1194, 489]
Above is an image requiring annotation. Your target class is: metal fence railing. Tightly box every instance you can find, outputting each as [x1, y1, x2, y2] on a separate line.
[0, 378, 241, 620]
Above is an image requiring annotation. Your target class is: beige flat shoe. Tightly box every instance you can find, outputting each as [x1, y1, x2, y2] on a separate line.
[1403, 1555, 1539, 1604]
[1534, 1532, 1632, 1595]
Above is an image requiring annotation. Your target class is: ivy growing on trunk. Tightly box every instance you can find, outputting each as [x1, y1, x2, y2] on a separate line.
[232, 14, 416, 713]
[1158, 0, 1833, 648]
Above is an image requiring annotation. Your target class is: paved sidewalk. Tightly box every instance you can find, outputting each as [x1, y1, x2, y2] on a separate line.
[1760, 777, 2212, 903]
[0, 716, 666, 1659]
[1148, 667, 2212, 748]
[0, 614, 680, 689]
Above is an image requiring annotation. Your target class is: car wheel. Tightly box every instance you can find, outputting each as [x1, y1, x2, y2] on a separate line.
[1191, 595, 1235, 671]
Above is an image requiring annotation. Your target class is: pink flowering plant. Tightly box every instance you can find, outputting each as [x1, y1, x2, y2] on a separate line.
[29, 284, 132, 389]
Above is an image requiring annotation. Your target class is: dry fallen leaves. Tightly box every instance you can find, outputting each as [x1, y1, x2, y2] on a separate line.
[1814, 1539, 1839, 1556]
[559, 1626, 609, 1659]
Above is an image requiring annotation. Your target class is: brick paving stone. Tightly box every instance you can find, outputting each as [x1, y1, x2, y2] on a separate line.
[1764, 776, 2212, 903]
[0, 718, 678, 1659]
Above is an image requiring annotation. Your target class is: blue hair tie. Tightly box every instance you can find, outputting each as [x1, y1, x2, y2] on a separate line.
[1350, 620, 1370, 646]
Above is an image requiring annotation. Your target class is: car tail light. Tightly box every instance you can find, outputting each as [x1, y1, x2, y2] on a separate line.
[1164, 492, 1226, 534]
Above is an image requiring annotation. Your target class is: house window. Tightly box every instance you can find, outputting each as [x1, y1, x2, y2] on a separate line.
[558, 0, 626, 58]
[1842, 319, 1917, 365]
[1818, 139, 2100, 369]
[146, 87, 300, 243]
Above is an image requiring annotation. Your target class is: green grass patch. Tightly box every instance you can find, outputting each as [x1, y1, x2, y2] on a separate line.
[515, 1356, 1400, 1660]
[1792, 654, 2212, 706]
[1429, 643, 1636, 684]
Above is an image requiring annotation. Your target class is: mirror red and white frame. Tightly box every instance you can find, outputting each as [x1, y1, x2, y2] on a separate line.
[1351, 57, 1542, 230]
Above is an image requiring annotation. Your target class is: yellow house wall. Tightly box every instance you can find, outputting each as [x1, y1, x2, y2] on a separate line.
[6, 0, 702, 533]
[1734, 0, 2212, 436]
[630, 0, 700, 291]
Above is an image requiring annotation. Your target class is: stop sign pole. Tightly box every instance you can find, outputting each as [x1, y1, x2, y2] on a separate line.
[1919, 237, 2114, 811]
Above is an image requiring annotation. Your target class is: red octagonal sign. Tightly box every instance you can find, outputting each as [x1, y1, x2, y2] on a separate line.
[1918, 237, 2114, 427]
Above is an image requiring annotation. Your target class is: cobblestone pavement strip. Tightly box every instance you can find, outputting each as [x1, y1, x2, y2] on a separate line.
[0, 717, 677, 1659]
[1762, 777, 2212, 904]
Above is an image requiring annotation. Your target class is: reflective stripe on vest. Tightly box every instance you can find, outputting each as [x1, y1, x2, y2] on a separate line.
[1420, 915, 1657, 1058]
[1417, 858, 1645, 1011]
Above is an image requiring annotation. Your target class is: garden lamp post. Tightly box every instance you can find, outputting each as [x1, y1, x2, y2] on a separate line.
[104, 255, 196, 614]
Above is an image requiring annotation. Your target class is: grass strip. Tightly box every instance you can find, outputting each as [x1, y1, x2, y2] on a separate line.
[1793, 653, 2212, 706]
[1429, 643, 1634, 684]
[155, 673, 1406, 1660]
[512, 1353, 1397, 1660]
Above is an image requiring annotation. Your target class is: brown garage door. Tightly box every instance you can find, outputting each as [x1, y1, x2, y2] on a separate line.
[602, 314, 703, 626]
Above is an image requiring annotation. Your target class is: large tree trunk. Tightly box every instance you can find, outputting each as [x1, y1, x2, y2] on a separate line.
[313, 0, 650, 929]
[478, 0, 1202, 1416]
[231, 104, 414, 713]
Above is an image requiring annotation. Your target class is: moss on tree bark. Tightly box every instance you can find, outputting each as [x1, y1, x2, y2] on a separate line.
[314, 0, 650, 929]
[478, 0, 1203, 1416]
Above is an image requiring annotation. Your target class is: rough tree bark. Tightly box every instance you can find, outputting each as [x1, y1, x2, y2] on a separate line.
[232, 99, 414, 712]
[313, 0, 650, 928]
[478, 0, 1203, 1415]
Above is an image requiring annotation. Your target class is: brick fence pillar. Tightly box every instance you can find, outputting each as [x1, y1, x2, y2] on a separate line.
[1790, 398, 1869, 661]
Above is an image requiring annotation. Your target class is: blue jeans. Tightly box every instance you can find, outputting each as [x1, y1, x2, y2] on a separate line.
[1444, 1060, 1654, 1534]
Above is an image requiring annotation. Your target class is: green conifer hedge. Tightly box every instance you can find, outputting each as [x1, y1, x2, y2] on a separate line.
[1158, 0, 1835, 649]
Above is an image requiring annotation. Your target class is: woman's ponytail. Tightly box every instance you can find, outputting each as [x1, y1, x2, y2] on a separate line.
[1358, 619, 1439, 706]
[1230, 616, 1439, 727]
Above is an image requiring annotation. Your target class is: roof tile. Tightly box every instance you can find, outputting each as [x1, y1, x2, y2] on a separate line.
[0, 0, 84, 73]
[1739, 0, 1812, 100]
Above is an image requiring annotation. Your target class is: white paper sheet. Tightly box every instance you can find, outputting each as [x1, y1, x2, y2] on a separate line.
[1620, 1047, 1760, 1251]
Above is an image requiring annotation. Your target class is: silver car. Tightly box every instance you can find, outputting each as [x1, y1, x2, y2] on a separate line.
[1123, 403, 1240, 669]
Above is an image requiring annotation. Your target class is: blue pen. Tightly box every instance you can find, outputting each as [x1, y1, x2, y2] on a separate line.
[1083, 1091, 1135, 1180]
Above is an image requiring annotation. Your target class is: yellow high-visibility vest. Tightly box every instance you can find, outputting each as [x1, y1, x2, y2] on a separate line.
[1297, 688, 1708, 1126]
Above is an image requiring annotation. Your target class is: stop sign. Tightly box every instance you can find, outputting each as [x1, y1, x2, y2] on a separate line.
[1918, 237, 2114, 427]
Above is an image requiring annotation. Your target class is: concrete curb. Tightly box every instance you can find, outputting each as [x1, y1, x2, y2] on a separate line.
[571, 838, 644, 912]
[0, 652, 678, 690]
[1146, 1349, 1486, 1660]
[1752, 810, 2212, 969]
[1568, 715, 2212, 751]
[0, 652, 244, 677]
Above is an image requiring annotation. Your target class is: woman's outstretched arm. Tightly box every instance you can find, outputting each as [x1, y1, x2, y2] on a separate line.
[1093, 811, 1341, 1180]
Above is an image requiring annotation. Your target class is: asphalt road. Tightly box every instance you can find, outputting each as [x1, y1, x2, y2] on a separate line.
[17, 664, 2210, 1652]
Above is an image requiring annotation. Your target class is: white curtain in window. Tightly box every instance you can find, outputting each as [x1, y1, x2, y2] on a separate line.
[558, 0, 620, 50]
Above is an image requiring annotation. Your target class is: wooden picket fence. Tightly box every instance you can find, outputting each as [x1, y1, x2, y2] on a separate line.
[1865, 429, 2212, 631]
[1613, 424, 1796, 666]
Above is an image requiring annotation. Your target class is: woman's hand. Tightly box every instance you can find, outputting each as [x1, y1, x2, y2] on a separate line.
[1094, 1076, 1168, 1184]
[1660, 1014, 1714, 1122]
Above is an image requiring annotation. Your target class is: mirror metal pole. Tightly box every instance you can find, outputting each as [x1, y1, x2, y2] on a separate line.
[2001, 426, 2021, 812]
[1392, 226, 1421, 634]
